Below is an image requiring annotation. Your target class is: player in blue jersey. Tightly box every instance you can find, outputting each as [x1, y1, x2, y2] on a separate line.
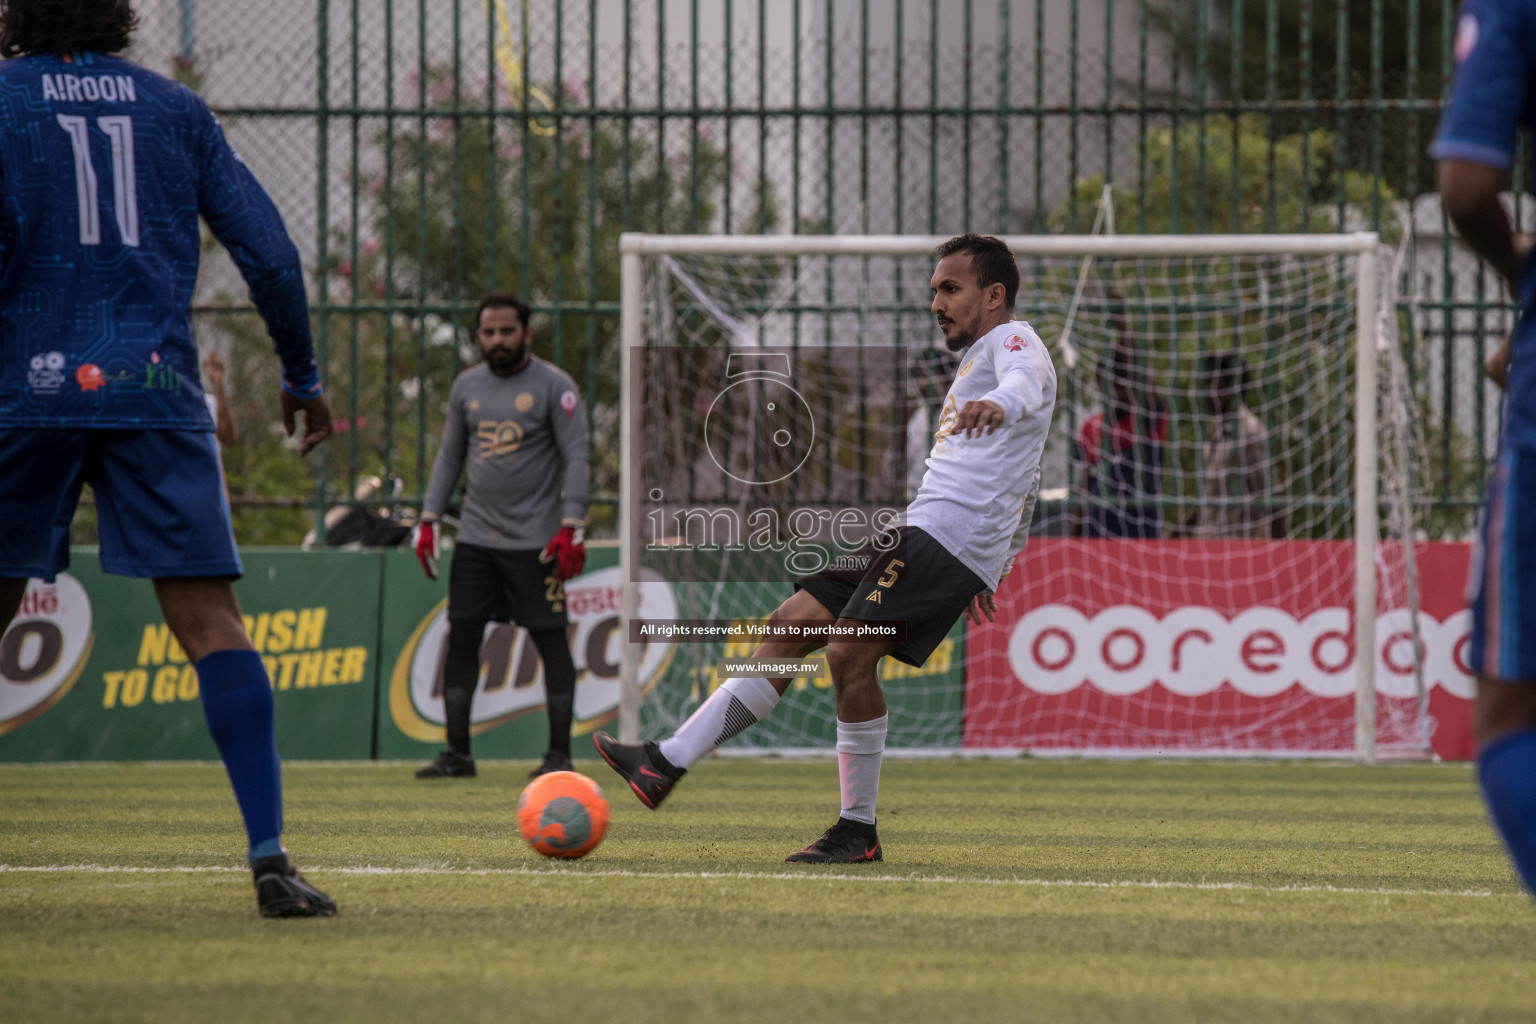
[0, 0, 337, 917]
[1433, 0, 1536, 897]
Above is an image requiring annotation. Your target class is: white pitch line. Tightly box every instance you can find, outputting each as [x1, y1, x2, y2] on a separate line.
[0, 863, 1509, 899]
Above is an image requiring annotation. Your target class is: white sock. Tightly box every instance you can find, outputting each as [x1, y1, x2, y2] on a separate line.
[659, 675, 780, 770]
[836, 714, 888, 826]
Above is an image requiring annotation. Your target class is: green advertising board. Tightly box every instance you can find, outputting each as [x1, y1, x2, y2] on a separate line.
[1, 544, 965, 762]
[0, 550, 382, 762]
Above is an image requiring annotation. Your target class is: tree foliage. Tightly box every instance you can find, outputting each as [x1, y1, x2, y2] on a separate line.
[1148, 0, 1449, 197]
[1052, 115, 1400, 240]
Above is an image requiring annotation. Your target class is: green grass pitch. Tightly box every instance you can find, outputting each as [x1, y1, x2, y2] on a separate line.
[2, 758, 1534, 1023]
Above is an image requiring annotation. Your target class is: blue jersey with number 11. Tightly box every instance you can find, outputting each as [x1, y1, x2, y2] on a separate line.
[0, 52, 320, 429]
[1431, 0, 1536, 451]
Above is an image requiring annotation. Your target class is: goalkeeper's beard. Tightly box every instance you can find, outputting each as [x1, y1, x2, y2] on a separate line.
[484, 341, 527, 374]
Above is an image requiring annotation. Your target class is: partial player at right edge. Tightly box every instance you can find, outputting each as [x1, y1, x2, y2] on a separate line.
[1432, 0, 1536, 898]
[595, 234, 1056, 863]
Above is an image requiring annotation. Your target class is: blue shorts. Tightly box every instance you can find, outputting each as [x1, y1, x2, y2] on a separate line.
[0, 428, 241, 582]
[1470, 447, 1536, 681]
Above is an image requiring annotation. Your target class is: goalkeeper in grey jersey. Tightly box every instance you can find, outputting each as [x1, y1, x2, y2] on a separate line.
[413, 293, 590, 780]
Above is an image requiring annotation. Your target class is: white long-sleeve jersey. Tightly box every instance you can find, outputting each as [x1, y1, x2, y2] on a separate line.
[902, 320, 1057, 590]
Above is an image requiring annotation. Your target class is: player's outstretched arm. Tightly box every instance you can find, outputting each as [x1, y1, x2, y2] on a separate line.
[969, 336, 1055, 437]
[953, 399, 1006, 437]
[281, 390, 333, 456]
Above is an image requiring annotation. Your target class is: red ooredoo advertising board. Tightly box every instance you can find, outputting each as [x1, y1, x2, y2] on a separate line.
[964, 541, 1475, 760]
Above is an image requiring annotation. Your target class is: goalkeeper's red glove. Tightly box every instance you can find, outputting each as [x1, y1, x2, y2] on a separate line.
[540, 525, 586, 581]
[414, 520, 439, 579]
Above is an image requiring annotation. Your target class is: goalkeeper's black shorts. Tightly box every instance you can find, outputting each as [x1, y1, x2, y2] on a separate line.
[795, 526, 984, 668]
[447, 542, 569, 631]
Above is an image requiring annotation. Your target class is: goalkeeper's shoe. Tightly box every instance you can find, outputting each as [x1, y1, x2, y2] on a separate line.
[785, 817, 882, 864]
[592, 732, 684, 809]
[415, 749, 477, 779]
[529, 751, 574, 779]
[253, 853, 338, 918]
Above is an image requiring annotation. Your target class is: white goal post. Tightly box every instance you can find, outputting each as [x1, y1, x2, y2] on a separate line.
[617, 232, 1406, 762]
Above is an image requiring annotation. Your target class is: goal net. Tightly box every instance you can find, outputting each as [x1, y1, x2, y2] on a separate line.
[617, 234, 1432, 760]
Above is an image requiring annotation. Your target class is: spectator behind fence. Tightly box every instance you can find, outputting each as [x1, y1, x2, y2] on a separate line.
[201, 351, 238, 448]
[1072, 333, 1167, 539]
[1183, 352, 1285, 540]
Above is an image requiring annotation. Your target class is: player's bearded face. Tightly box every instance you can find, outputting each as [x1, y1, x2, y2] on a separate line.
[930, 254, 989, 352]
[477, 307, 528, 374]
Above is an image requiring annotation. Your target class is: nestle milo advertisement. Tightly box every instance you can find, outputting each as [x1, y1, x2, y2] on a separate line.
[0, 550, 382, 761]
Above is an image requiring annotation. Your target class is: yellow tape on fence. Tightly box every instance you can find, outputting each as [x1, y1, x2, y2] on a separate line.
[486, 0, 556, 136]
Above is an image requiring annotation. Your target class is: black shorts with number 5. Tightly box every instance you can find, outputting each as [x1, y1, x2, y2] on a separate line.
[794, 526, 985, 668]
[447, 542, 569, 631]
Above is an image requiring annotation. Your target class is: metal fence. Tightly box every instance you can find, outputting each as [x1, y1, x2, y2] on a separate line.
[112, 0, 1510, 543]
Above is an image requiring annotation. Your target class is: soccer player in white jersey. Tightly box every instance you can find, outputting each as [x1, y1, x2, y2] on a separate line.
[595, 234, 1056, 862]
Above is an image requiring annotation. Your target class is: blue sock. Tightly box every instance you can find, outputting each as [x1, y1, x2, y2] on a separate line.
[196, 649, 284, 864]
[1477, 729, 1536, 894]
[248, 838, 285, 862]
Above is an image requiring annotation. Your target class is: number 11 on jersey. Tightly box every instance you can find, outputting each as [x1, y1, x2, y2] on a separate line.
[56, 114, 139, 247]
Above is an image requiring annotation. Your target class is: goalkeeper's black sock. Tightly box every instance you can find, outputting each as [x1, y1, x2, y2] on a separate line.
[442, 618, 484, 757]
[532, 627, 576, 758]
